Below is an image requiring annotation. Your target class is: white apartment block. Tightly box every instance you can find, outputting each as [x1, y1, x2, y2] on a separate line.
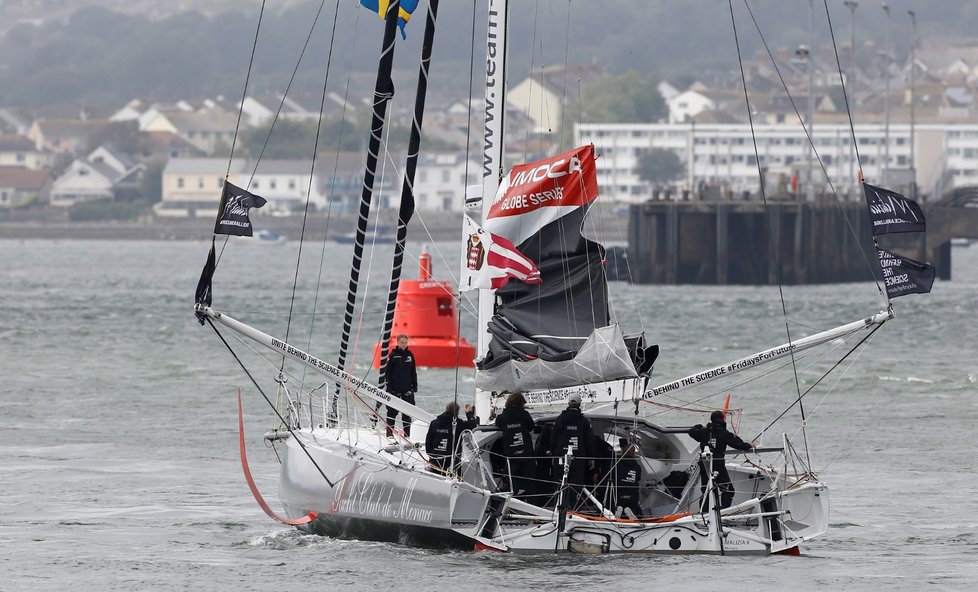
[577, 122, 978, 202]
[157, 158, 328, 218]
[410, 153, 480, 212]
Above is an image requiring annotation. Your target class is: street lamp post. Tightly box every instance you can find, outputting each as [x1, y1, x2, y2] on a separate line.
[908, 9, 917, 200]
[882, 1, 891, 186]
[844, 0, 858, 197]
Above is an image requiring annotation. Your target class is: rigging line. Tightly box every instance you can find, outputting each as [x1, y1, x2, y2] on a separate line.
[741, 0, 883, 300]
[377, 0, 441, 393]
[790, 325, 879, 439]
[246, 0, 332, 187]
[754, 321, 883, 442]
[284, 0, 344, 353]
[333, 1, 402, 408]
[729, 0, 809, 466]
[822, 0, 863, 178]
[218, 317, 400, 436]
[558, 0, 572, 153]
[522, 1, 541, 164]
[454, 0, 480, 405]
[290, 0, 352, 412]
[821, 0, 887, 304]
[306, 4, 363, 366]
[205, 318, 335, 487]
[226, 0, 267, 181]
[351, 122, 396, 376]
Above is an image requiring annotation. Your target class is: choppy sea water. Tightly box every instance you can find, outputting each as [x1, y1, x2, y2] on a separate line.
[1, 237, 975, 591]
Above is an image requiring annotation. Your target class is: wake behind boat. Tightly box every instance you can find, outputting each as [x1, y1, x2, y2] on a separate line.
[193, 0, 934, 555]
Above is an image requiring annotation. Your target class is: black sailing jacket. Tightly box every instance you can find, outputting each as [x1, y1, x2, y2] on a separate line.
[550, 407, 594, 459]
[705, 419, 752, 462]
[425, 411, 478, 458]
[386, 347, 418, 393]
[494, 406, 535, 457]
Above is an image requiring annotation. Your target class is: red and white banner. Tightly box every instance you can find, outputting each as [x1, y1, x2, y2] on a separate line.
[485, 144, 599, 246]
[460, 214, 542, 291]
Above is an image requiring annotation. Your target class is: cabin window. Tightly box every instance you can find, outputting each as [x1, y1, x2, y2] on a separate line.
[270, 180, 277, 189]
[198, 178, 204, 189]
[441, 170, 450, 183]
[178, 177, 184, 188]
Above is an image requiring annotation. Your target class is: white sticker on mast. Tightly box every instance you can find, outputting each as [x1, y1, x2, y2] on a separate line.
[475, 0, 508, 424]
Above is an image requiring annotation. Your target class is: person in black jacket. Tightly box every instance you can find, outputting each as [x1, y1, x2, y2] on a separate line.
[550, 393, 595, 510]
[689, 410, 755, 510]
[385, 335, 418, 437]
[614, 439, 643, 519]
[494, 392, 536, 500]
[425, 402, 478, 475]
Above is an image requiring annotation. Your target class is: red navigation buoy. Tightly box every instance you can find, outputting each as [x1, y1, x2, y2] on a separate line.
[373, 246, 476, 368]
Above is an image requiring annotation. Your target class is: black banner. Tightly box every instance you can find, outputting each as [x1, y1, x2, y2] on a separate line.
[864, 183, 925, 235]
[194, 239, 216, 324]
[878, 248, 935, 299]
[214, 181, 267, 236]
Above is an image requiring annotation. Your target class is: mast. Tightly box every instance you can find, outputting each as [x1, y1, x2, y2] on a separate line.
[378, 0, 442, 391]
[332, 2, 402, 421]
[475, 0, 509, 423]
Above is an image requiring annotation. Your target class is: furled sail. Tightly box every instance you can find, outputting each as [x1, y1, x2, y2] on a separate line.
[476, 145, 648, 391]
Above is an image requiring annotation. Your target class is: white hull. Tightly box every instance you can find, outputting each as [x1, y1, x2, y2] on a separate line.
[272, 426, 828, 555]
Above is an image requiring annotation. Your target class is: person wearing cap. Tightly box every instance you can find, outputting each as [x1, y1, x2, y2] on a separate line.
[695, 410, 755, 510]
[494, 392, 537, 500]
[550, 392, 595, 510]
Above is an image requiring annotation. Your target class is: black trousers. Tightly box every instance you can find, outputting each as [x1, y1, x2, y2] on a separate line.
[715, 463, 736, 509]
[700, 459, 736, 509]
[506, 457, 537, 499]
[386, 391, 415, 436]
[557, 459, 590, 510]
[616, 486, 642, 516]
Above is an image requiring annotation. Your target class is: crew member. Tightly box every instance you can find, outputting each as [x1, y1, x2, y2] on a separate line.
[425, 402, 478, 475]
[494, 392, 536, 500]
[385, 334, 418, 437]
[614, 439, 643, 519]
[550, 393, 595, 510]
[690, 410, 755, 510]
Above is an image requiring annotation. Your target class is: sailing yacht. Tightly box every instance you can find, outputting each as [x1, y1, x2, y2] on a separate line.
[193, 0, 933, 555]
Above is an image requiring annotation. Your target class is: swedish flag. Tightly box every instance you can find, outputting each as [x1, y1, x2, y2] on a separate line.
[360, 0, 420, 39]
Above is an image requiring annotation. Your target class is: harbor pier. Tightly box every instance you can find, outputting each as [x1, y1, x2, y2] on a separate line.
[626, 189, 978, 285]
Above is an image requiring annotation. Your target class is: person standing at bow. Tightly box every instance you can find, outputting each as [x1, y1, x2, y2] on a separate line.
[385, 334, 418, 437]
[690, 410, 755, 510]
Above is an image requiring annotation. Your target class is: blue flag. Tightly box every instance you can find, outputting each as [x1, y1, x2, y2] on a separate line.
[360, 0, 419, 39]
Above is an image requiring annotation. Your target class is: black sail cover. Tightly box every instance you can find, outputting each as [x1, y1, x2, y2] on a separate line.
[477, 145, 647, 391]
